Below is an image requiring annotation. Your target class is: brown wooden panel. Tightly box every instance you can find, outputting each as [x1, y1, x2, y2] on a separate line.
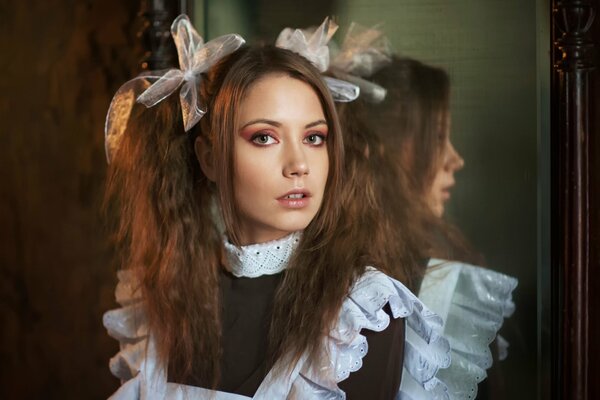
[0, 1, 144, 398]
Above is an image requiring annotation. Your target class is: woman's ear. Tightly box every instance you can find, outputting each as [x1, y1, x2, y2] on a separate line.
[195, 136, 216, 182]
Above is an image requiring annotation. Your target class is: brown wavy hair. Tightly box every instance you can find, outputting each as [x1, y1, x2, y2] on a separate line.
[335, 97, 429, 291]
[105, 45, 369, 388]
[365, 56, 482, 266]
[334, 56, 481, 293]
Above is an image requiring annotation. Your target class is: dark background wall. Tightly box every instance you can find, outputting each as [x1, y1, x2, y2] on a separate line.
[0, 1, 142, 398]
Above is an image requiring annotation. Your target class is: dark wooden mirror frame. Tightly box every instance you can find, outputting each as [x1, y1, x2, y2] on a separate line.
[138, 0, 600, 398]
[553, 1, 599, 399]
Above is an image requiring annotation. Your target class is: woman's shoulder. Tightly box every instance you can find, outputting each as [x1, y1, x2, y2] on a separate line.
[343, 267, 448, 340]
[103, 269, 149, 378]
[102, 269, 163, 399]
[104, 270, 219, 399]
[296, 267, 452, 400]
[101, 267, 456, 400]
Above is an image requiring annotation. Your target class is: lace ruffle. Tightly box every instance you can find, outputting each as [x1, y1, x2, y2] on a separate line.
[103, 270, 153, 399]
[103, 267, 453, 399]
[223, 232, 301, 278]
[297, 267, 451, 400]
[418, 259, 518, 400]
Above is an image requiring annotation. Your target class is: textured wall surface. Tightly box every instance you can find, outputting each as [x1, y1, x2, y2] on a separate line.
[0, 1, 142, 398]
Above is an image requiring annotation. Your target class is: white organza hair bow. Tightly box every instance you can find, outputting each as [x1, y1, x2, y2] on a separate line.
[104, 14, 245, 163]
[276, 17, 360, 103]
[329, 22, 392, 103]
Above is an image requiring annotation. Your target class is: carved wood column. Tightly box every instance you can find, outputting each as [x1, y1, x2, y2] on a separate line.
[138, 0, 181, 70]
[552, 1, 596, 399]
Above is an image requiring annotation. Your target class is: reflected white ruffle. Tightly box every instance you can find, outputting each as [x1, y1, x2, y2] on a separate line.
[417, 259, 518, 400]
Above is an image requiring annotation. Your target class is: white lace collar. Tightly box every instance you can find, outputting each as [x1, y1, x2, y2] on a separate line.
[223, 231, 302, 278]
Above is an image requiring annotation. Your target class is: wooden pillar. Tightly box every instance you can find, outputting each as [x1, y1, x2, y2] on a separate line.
[552, 1, 596, 398]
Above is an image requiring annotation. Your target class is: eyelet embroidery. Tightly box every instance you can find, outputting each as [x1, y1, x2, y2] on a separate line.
[223, 232, 302, 278]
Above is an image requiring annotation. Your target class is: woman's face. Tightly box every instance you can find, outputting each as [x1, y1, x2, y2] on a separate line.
[426, 114, 464, 217]
[233, 73, 329, 245]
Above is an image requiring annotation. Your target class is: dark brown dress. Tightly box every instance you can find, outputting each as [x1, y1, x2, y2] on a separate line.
[176, 270, 406, 399]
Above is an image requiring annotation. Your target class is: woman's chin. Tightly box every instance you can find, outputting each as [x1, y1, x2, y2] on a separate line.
[429, 201, 445, 218]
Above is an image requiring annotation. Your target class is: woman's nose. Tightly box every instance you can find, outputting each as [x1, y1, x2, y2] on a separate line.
[447, 141, 465, 171]
[283, 144, 309, 177]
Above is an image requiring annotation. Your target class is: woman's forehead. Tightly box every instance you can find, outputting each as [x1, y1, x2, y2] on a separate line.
[237, 74, 326, 128]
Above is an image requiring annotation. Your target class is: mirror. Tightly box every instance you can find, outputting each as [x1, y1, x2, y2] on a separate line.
[191, 1, 550, 398]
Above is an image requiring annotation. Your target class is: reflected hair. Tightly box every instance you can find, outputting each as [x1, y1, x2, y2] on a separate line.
[336, 91, 431, 290]
[334, 56, 481, 292]
[370, 57, 450, 192]
[366, 56, 482, 265]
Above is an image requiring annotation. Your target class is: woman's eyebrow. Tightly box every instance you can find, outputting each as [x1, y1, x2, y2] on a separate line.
[240, 119, 281, 130]
[239, 118, 328, 130]
[305, 119, 327, 129]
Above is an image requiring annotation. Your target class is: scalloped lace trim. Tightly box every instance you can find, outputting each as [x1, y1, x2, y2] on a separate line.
[298, 267, 451, 400]
[419, 259, 518, 400]
[223, 231, 301, 278]
[103, 263, 453, 399]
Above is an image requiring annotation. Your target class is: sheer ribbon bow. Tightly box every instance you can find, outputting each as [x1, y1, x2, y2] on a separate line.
[104, 14, 245, 163]
[330, 22, 392, 103]
[276, 17, 360, 103]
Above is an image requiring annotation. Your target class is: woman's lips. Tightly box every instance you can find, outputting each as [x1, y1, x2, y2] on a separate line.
[441, 184, 454, 201]
[278, 190, 311, 209]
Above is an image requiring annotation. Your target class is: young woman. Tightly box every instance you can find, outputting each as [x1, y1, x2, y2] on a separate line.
[333, 45, 518, 398]
[103, 15, 449, 400]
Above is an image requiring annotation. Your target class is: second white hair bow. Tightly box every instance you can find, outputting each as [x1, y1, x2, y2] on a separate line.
[330, 22, 392, 103]
[276, 17, 360, 103]
[104, 14, 245, 163]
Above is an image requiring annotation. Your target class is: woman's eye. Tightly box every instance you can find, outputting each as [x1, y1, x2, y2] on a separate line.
[252, 134, 277, 145]
[304, 134, 326, 146]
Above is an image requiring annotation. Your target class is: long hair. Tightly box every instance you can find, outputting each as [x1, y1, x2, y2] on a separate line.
[366, 56, 482, 266]
[370, 57, 451, 192]
[334, 57, 480, 294]
[105, 45, 364, 388]
[335, 97, 429, 291]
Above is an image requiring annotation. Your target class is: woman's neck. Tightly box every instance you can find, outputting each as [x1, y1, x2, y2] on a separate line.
[235, 226, 301, 246]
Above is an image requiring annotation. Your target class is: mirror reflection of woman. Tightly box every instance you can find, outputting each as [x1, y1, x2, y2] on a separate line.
[424, 114, 464, 218]
[370, 57, 481, 264]
[102, 15, 450, 400]
[334, 38, 518, 398]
